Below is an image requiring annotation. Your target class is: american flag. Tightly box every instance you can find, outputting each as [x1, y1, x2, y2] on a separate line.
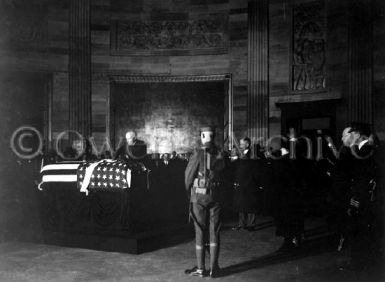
[39, 160, 132, 194]
[39, 162, 81, 186]
[77, 160, 131, 192]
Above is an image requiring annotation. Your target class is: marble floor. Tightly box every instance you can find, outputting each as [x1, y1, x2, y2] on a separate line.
[0, 216, 384, 282]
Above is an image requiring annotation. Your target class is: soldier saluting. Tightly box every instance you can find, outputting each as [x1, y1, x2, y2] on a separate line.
[184, 127, 225, 278]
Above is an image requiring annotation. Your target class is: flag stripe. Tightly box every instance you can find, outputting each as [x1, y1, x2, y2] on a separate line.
[42, 175, 78, 182]
[41, 163, 81, 172]
[41, 170, 78, 176]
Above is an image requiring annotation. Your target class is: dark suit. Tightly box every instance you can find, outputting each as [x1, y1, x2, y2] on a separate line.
[233, 158, 262, 228]
[347, 141, 377, 268]
[115, 139, 147, 161]
[347, 142, 376, 234]
[185, 144, 225, 272]
[271, 155, 304, 242]
[328, 146, 355, 237]
[350, 141, 376, 207]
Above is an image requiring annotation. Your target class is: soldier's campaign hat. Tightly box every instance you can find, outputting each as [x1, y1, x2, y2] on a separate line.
[200, 126, 215, 133]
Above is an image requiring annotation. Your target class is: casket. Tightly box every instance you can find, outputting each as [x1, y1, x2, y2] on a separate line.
[36, 159, 190, 253]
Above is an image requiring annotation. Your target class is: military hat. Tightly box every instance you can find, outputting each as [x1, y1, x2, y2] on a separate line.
[200, 126, 215, 133]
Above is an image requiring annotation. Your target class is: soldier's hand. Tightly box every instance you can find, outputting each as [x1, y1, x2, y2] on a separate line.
[350, 198, 360, 208]
[347, 208, 352, 216]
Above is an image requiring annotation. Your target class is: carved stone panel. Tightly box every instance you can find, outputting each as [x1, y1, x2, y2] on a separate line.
[0, 1, 48, 51]
[292, 1, 326, 91]
[111, 14, 228, 56]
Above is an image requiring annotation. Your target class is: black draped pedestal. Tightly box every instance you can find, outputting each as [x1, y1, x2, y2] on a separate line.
[36, 159, 191, 253]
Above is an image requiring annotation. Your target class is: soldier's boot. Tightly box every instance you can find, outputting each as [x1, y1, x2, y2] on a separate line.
[188, 246, 205, 277]
[209, 243, 220, 278]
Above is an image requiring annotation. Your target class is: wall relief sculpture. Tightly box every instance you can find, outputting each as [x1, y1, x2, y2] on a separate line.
[0, 1, 47, 49]
[292, 1, 326, 91]
[111, 14, 228, 56]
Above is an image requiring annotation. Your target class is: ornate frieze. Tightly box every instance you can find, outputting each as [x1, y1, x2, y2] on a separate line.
[292, 1, 326, 91]
[111, 14, 228, 56]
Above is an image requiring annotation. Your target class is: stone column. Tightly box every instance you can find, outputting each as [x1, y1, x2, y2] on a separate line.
[347, 0, 373, 127]
[247, 0, 269, 147]
[69, 0, 91, 138]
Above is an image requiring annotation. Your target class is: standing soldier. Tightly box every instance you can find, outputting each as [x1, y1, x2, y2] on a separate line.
[184, 127, 225, 278]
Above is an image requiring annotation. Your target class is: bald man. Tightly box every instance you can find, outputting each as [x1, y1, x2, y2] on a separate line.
[115, 130, 147, 160]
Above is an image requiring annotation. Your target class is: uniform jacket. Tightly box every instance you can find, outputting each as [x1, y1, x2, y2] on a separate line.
[184, 144, 225, 203]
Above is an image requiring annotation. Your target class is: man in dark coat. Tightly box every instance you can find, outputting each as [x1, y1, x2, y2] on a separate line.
[271, 147, 304, 249]
[328, 127, 357, 250]
[115, 130, 147, 161]
[349, 128, 376, 223]
[329, 126, 378, 270]
[184, 127, 225, 278]
[345, 128, 377, 269]
[232, 137, 262, 231]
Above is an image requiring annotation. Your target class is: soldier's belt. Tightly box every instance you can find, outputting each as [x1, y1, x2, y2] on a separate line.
[193, 178, 207, 188]
[193, 178, 221, 194]
[193, 178, 209, 194]
[194, 187, 209, 195]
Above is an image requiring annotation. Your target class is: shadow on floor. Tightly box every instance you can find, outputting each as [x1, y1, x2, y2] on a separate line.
[218, 226, 338, 278]
[222, 220, 275, 232]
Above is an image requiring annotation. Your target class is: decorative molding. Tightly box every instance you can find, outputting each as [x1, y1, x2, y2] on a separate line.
[110, 14, 229, 56]
[274, 91, 341, 106]
[292, 0, 326, 91]
[109, 74, 231, 83]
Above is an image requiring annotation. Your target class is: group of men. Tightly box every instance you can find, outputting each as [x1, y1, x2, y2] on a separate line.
[56, 126, 378, 277]
[183, 126, 378, 278]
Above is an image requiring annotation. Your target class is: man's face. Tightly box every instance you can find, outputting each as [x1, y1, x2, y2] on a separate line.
[240, 139, 249, 151]
[162, 153, 170, 160]
[341, 128, 352, 146]
[72, 140, 84, 153]
[341, 127, 359, 147]
[125, 132, 136, 145]
[201, 131, 213, 145]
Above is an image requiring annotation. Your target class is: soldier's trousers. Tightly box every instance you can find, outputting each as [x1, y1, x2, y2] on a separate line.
[191, 200, 221, 269]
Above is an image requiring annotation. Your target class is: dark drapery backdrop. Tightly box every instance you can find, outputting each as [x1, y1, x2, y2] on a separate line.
[111, 81, 225, 153]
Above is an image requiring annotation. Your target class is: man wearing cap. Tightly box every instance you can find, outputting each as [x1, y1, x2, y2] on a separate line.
[184, 127, 225, 278]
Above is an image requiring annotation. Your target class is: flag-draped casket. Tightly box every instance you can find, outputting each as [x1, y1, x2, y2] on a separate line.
[38, 160, 146, 232]
[39, 160, 137, 192]
[37, 158, 189, 253]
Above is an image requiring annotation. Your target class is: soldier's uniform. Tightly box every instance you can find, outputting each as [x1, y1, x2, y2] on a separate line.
[184, 127, 225, 278]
